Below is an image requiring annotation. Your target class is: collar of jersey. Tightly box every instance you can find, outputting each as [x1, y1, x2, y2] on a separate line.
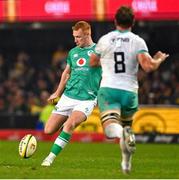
[78, 43, 96, 49]
[115, 29, 130, 33]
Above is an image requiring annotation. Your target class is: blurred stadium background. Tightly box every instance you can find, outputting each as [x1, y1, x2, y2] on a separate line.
[0, 0, 179, 144]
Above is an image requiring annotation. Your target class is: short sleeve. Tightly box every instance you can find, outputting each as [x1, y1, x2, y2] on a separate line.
[66, 51, 72, 67]
[95, 36, 107, 56]
[136, 37, 148, 54]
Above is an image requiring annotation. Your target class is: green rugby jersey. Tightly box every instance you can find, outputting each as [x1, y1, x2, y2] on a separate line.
[64, 43, 102, 100]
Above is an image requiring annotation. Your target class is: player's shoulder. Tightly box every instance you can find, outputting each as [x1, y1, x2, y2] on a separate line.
[68, 46, 79, 55]
[98, 30, 117, 42]
[70, 46, 78, 52]
[105, 30, 117, 37]
[131, 32, 145, 42]
[88, 43, 96, 50]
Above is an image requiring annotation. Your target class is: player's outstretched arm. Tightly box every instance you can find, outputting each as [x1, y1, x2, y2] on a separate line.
[138, 51, 169, 72]
[47, 65, 71, 104]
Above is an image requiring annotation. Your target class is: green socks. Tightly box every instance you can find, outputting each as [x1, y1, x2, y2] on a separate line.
[51, 131, 71, 156]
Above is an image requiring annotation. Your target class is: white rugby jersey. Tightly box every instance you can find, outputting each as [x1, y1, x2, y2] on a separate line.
[95, 30, 148, 93]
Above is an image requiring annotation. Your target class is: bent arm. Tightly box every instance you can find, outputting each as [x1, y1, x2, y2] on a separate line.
[138, 51, 169, 73]
[90, 53, 101, 67]
[48, 65, 71, 103]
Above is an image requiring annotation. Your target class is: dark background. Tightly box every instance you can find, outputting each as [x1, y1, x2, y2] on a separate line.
[0, 21, 178, 65]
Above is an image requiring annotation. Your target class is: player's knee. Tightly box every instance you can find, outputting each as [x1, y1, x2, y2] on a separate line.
[44, 125, 55, 135]
[63, 121, 76, 133]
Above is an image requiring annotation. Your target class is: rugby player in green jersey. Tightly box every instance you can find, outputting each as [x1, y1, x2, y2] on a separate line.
[41, 21, 101, 166]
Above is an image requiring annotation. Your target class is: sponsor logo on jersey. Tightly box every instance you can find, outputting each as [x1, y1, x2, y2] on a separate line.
[110, 37, 129, 44]
[76, 58, 86, 66]
[87, 50, 94, 56]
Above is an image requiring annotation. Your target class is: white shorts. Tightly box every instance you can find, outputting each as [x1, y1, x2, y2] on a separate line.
[52, 94, 97, 117]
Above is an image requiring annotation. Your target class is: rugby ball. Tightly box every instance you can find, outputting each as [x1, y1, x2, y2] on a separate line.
[19, 134, 37, 158]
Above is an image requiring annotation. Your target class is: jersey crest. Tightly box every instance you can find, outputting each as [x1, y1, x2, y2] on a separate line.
[87, 50, 94, 56]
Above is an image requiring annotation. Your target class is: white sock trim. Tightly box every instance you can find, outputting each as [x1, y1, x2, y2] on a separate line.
[54, 137, 68, 148]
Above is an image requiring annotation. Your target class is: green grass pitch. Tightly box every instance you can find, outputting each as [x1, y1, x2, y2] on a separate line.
[0, 140, 179, 179]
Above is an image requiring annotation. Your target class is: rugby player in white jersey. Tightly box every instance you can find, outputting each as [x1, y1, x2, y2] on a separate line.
[90, 6, 169, 174]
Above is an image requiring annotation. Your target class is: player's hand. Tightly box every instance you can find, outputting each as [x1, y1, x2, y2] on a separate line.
[153, 51, 169, 62]
[47, 93, 59, 104]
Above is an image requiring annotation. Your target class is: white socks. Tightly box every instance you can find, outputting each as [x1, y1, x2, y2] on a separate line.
[46, 152, 56, 162]
[104, 123, 123, 139]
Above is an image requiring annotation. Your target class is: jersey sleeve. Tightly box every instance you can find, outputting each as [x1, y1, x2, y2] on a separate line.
[95, 36, 107, 56]
[136, 37, 148, 54]
[66, 51, 72, 67]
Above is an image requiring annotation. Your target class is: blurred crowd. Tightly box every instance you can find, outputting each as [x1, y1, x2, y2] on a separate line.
[138, 56, 179, 105]
[0, 49, 67, 117]
[0, 50, 179, 118]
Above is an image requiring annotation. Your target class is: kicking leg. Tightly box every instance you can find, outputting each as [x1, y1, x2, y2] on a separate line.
[41, 111, 86, 166]
[41, 130, 71, 166]
[41, 113, 68, 166]
[44, 113, 67, 135]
